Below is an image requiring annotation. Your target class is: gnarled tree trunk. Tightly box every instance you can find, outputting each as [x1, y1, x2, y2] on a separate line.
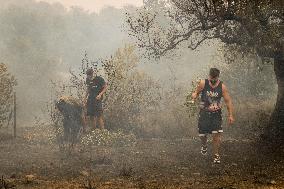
[265, 52, 284, 142]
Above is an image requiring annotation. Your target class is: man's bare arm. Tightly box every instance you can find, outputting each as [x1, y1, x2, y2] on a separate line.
[96, 83, 108, 100]
[222, 84, 235, 124]
[84, 89, 89, 105]
[191, 79, 205, 100]
[100, 83, 108, 96]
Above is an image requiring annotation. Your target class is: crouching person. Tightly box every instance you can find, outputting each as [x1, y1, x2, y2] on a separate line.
[55, 96, 85, 145]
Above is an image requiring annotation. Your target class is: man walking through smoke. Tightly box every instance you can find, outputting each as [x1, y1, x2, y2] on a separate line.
[85, 68, 107, 130]
[192, 68, 234, 164]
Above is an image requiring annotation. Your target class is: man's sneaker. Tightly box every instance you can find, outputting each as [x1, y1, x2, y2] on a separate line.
[213, 154, 221, 164]
[200, 146, 207, 155]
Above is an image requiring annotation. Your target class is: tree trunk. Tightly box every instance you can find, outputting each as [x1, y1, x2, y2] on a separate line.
[264, 52, 284, 142]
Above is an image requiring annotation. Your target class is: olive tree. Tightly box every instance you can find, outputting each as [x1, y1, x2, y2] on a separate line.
[127, 0, 284, 141]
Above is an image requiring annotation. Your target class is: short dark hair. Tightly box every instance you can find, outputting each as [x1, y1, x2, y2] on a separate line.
[209, 68, 220, 78]
[86, 68, 93, 75]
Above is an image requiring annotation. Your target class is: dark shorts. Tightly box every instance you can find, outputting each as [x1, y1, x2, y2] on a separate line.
[86, 98, 103, 117]
[198, 110, 223, 136]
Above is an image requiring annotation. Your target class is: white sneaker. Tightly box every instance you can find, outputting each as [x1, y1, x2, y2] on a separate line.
[213, 154, 221, 164]
[200, 146, 207, 155]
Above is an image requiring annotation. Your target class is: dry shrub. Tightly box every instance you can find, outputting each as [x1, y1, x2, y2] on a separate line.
[0, 63, 17, 129]
[23, 119, 137, 148]
[46, 45, 163, 141]
[46, 43, 276, 141]
[22, 123, 56, 145]
[102, 46, 162, 133]
[151, 88, 193, 138]
[227, 98, 273, 140]
[46, 45, 194, 139]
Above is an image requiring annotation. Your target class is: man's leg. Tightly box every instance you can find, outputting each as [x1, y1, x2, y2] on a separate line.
[212, 111, 223, 163]
[198, 110, 209, 155]
[199, 134, 208, 155]
[63, 119, 70, 142]
[87, 116, 96, 130]
[200, 135, 207, 147]
[86, 99, 96, 131]
[82, 114, 88, 133]
[92, 116, 97, 129]
[212, 133, 221, 155]
[94, 100, 104, 129]
[97, 115, 105, 130]
[212, 132, 222, 163]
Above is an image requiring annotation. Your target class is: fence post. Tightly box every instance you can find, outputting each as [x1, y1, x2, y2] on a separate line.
[13, 92, 16, 138]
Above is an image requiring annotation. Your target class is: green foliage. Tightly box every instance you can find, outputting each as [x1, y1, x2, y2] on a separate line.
[184, 79, 201, 118]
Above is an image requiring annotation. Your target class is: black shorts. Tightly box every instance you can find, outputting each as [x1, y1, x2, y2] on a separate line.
[198, 110, 223, 136]
[86, 98, 103, 117]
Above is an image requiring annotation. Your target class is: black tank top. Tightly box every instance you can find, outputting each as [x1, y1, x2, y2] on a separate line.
[200, 79, 223, 112]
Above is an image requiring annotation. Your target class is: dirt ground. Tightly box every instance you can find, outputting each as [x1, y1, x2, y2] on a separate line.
[1, 127, 284, 189]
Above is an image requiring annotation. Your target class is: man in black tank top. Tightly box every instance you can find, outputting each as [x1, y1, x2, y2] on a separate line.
[84, 68, 107, 130]
[192, 68, 234, 164]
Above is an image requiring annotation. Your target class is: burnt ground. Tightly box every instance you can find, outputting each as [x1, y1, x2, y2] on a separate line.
[0, 128, 284, 189]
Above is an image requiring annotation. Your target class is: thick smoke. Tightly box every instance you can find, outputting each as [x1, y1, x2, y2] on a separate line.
[0, 0, 131, 125]
[0, 0, 217, 125]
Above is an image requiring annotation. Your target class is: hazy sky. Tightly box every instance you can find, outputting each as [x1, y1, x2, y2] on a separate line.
[36, 0, 143, 12]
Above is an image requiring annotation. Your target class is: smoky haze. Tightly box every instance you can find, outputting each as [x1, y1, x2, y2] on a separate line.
[35, 0, 144, 13]
[0, 0, 214, 125]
